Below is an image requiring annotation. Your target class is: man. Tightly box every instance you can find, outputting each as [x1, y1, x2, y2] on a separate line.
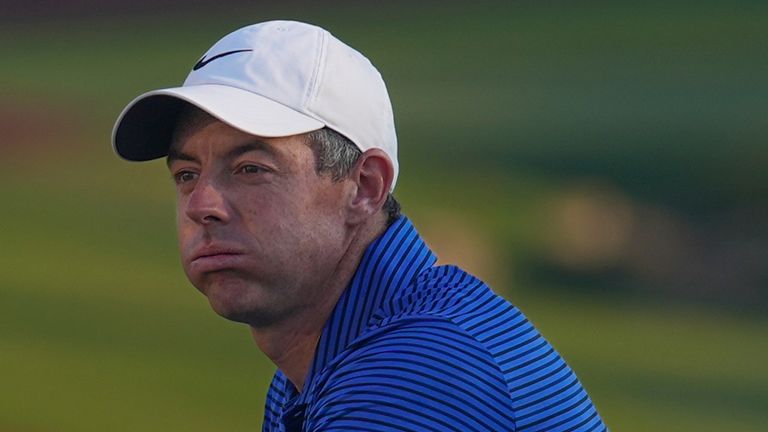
[112, 20, 606, 431]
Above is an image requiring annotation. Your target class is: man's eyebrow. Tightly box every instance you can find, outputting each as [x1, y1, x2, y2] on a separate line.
[166, 149, 196, 167]
[225, 141, 276, 161]
[166, 141, 276, 168]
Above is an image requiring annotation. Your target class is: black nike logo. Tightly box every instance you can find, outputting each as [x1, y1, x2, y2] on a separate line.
[192, 49, 253, 71]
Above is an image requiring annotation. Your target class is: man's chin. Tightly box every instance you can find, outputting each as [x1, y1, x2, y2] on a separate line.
[207, 295, 290, 328]
[195, 277, 297, 327]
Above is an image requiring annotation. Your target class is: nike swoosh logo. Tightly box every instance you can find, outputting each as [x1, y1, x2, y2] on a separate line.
[192, 49, 253, 71]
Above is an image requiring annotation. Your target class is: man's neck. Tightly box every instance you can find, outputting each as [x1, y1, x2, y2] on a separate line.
[249, 218, 387, 392]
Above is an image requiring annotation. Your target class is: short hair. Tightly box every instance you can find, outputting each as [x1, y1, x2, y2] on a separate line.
[305, 127, 401, 226]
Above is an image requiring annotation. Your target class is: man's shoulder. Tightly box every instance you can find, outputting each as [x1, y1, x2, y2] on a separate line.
[269, 264, 608, 431]
[306, 308, 517, 431]
[311, 265, 520, 408]
[335, 265, 606, 432]
[368, 264, 526, 339]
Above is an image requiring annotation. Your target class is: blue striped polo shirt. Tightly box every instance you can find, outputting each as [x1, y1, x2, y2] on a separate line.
[262, 216, 606, 431]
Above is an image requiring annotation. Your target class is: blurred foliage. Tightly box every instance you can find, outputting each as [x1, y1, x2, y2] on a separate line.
[1, 1, 767, 431]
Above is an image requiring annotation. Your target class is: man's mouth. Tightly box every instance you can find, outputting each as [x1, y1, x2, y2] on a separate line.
[191, 245, 246, 273]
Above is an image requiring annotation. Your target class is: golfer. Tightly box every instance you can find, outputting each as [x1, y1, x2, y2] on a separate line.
[112, 20, 606, 432]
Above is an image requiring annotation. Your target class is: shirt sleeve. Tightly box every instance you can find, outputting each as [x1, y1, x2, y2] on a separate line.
[303, 317, 517, 431]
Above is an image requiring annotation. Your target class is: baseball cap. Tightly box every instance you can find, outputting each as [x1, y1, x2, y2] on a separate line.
[112, 20, 399, 189]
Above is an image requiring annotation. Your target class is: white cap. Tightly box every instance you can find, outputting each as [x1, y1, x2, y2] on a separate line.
[112, 20, 399, 189]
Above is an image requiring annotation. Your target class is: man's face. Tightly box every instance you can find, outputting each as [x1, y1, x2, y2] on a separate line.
[168, 117, 350, 327]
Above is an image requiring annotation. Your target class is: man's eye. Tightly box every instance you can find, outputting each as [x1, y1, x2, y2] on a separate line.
[174, 171, 198, 183]
[237, 165, 264, 174]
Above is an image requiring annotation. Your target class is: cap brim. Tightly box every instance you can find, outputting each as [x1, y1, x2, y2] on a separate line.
[112, 84, 325, 161]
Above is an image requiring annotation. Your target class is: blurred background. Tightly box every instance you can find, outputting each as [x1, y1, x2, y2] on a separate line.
[1, 1, 766, 430]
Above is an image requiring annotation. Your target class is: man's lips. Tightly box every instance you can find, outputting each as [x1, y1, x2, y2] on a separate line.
[190, 246, 247, 273]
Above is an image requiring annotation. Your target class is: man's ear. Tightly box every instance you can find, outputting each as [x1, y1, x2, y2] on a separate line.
[346, 149, 394, 224]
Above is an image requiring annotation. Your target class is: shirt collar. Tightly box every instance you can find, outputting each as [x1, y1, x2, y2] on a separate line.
[287, 216, 437, 407]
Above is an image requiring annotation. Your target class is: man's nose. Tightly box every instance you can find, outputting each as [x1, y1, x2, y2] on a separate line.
[185, 178, 231, 225]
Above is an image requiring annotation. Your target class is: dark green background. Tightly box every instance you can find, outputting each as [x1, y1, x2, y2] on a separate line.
[1, 1, 766, 430]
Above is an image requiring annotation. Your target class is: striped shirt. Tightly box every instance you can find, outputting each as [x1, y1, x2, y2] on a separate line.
[262, 216, 606, 431]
